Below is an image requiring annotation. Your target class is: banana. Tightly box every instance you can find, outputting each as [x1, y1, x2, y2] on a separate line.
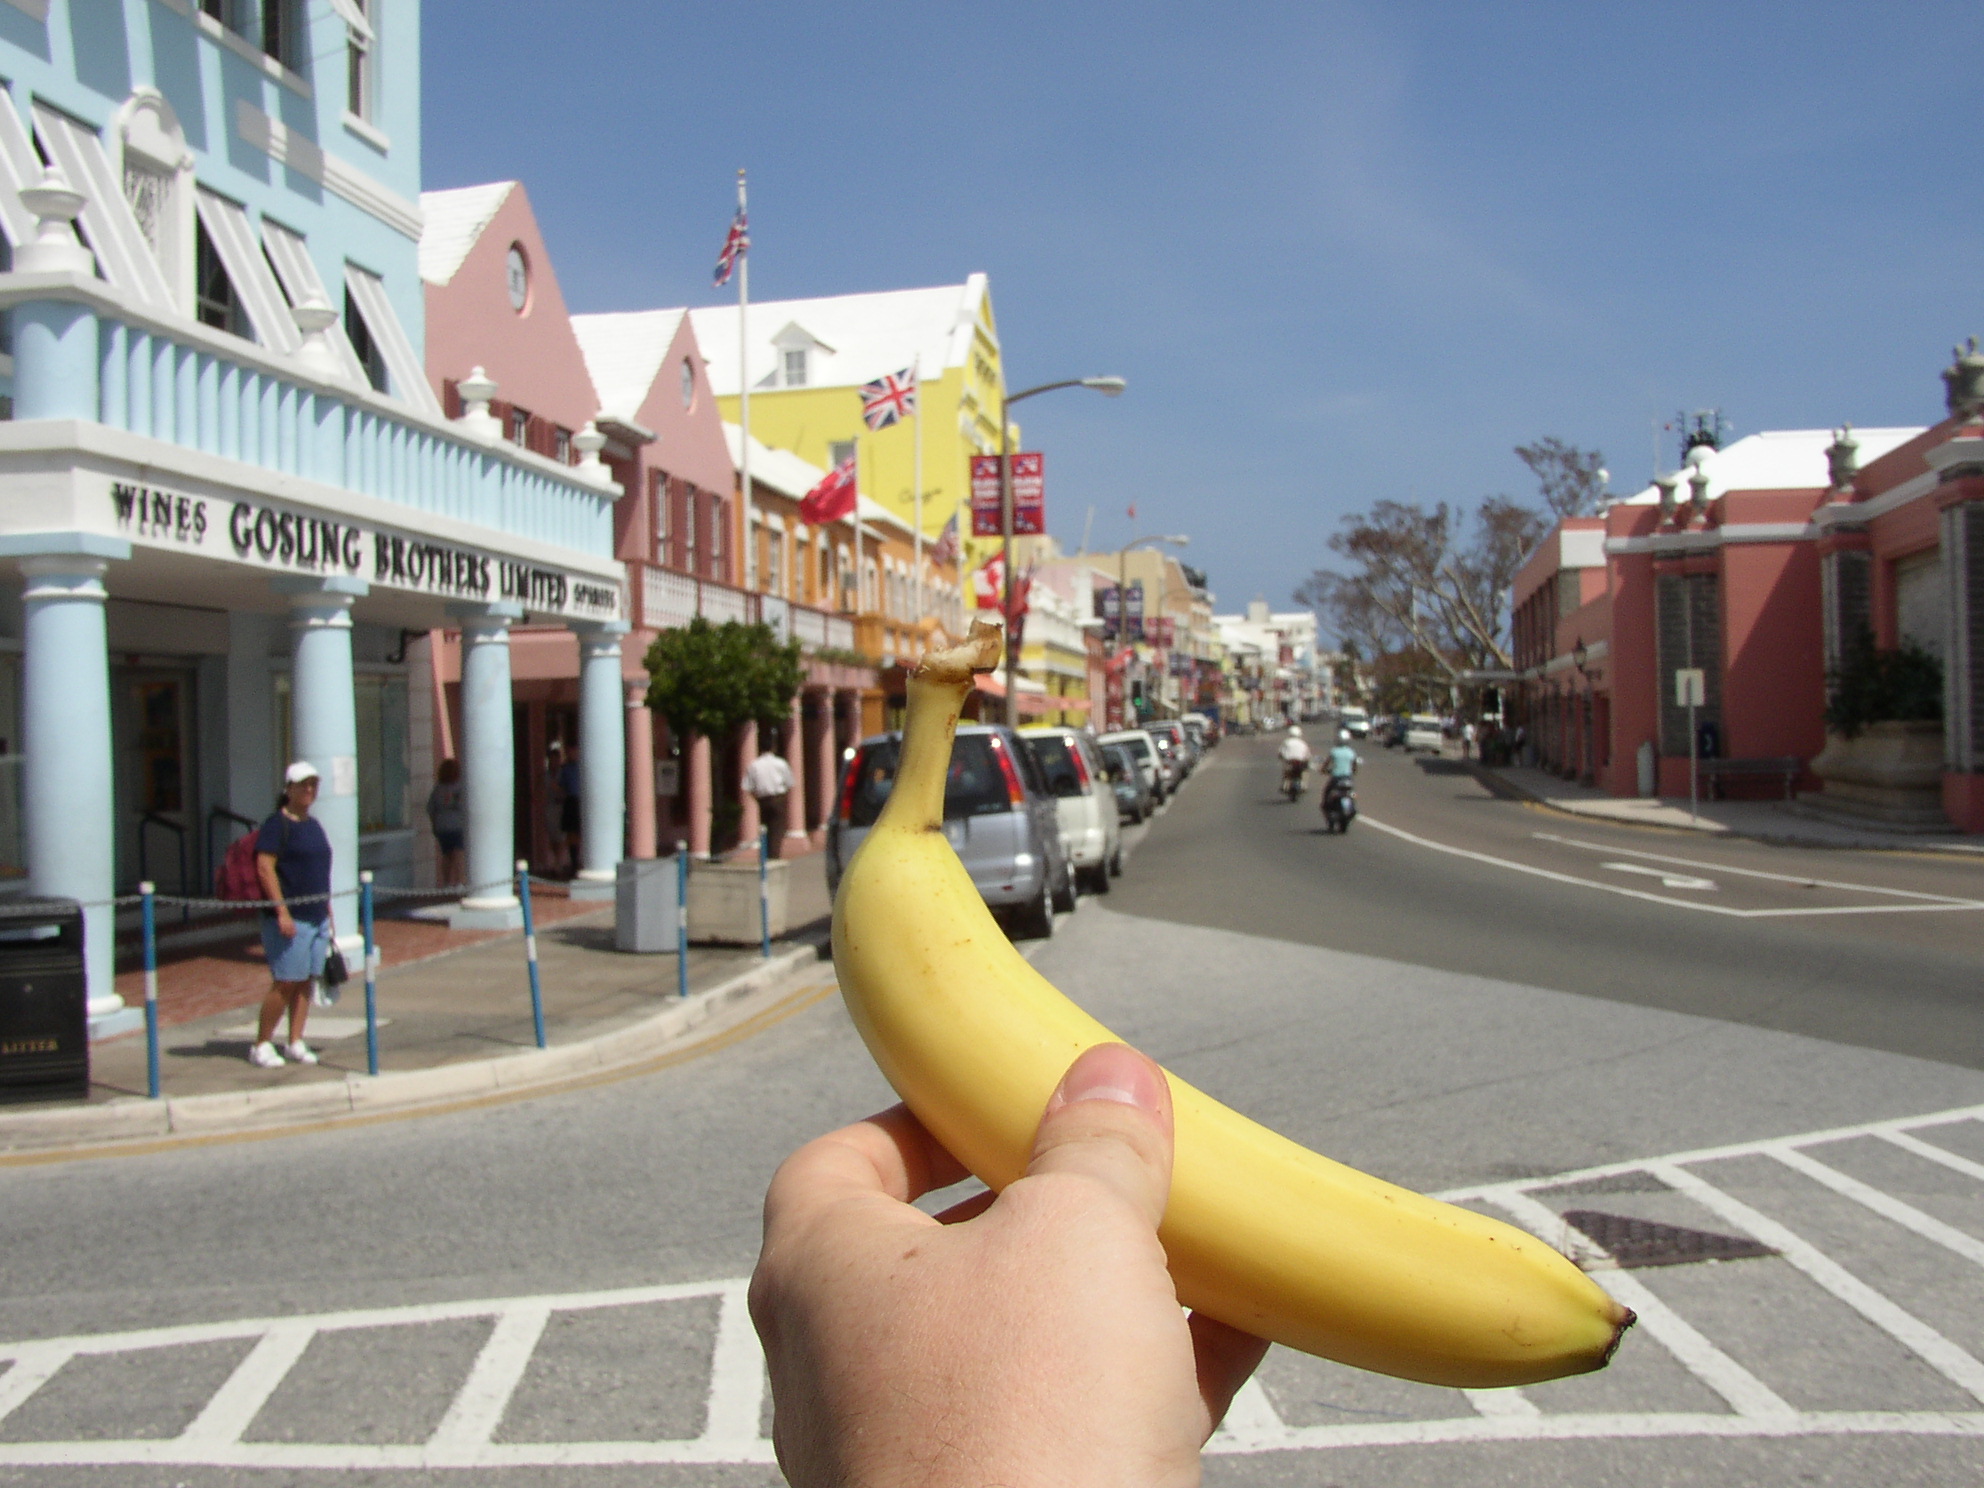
[830, 618, 1633, 1388]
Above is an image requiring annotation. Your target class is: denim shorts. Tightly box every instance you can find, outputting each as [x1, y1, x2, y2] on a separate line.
[261, 915, 332, 983]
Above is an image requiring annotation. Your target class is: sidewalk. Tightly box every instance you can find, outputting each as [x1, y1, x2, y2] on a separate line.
[1472, 761, 1984, 853]
[0, 854, 838, 1153]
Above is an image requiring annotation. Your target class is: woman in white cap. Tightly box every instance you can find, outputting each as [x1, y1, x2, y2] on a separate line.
[249, 761, 335, 1068]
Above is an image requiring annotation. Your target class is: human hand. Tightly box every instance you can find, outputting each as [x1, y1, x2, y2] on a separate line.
[276, 908, 296, 940]
[750, 1043, 1269, 1488]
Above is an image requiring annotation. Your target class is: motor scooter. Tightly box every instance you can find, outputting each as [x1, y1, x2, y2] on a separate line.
[1280, 758, 1309, 801]
[1322, 774, 1357, 832]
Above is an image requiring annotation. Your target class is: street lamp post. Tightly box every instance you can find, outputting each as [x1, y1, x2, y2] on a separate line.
[999, 376, 1125, 726]
[1112, 532, 1188, 727]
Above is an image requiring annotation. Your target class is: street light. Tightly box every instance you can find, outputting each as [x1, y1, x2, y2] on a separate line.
[1000, 376, 1127, 725]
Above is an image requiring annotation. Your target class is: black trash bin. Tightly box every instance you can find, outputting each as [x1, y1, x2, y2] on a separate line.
[0, 896, 87, 1104]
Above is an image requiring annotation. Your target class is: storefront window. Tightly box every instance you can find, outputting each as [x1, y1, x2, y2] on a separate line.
[272, 671, 409, 834]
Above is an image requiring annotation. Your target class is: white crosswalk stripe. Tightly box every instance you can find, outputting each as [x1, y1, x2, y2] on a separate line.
[2, 1103, 1982, 1469]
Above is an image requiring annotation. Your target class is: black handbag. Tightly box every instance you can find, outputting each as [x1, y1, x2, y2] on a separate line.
[323, 946, 349, 987]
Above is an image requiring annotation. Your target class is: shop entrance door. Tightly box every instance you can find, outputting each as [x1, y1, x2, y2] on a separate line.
[113, 668, 200, 897]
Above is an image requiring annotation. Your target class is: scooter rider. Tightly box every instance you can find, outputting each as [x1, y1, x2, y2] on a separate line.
[1325, 729, 1360, 783]
[1278, 725, 1313, 790]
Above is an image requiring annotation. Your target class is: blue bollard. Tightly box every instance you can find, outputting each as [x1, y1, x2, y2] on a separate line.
[759, 826, 771, 959]
[518, 860, 546, 1049]
[675, 839, 689, 999]
[360, 871, 379, 1077]
[140, 881, 160, 1100]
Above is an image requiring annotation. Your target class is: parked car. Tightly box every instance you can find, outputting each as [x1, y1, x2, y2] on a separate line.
[1337, 706, 1371, 739]
[1179, 716, 1209, 761]
[826, 724, 1075, 939]
[1402, 714, 1445, 753]
[1098, 728, 1167, 803]
[1182, 710, 1220, 746]
[1101, 741, 1154, 824]
[1020, 726, 1124, 894]
[1146, 720, 1192, 784]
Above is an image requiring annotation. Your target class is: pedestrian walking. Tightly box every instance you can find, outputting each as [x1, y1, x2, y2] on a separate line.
[1461, 721, 1477, 759]
[744, 736, 796, 844]
[543, 741, 570, 875]
[249, 761, 335, 1069]
[426, 757, 465, 887]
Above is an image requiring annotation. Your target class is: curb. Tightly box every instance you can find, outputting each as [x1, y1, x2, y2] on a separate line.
[1458, 760, 1980, 853]
[0, 941, 830, 1155]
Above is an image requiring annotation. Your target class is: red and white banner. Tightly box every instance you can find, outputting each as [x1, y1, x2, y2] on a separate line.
[968, 453, 1045, 536]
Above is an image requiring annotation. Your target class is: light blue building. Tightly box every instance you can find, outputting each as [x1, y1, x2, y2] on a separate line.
[0, 0, 628, 1033]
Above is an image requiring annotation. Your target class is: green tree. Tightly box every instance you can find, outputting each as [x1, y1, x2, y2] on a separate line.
[643, 618, 805, 744]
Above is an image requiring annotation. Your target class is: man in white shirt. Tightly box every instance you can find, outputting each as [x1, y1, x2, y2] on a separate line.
[743, 744, 797, 846]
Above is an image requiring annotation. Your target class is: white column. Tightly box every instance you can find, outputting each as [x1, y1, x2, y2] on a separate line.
[11, 538, 130, 1030]
[570, 620, 630, 899]
[449, 602, 524, 928]
[278, 576, 367, 946]
[781, 689, 809, 856]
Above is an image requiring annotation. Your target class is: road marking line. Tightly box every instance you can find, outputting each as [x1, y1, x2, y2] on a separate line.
[427, 1306, 550, 1450]
[1488, 1190, 1797, 1421]
[1535, 832, 1984, 906]
[1765, 1144, 1984, 1271]
[1601, 862, 1719, 891]
[1210, 1377, 1290, 1448]
[0, 1344, 69, 1427]
[1359, 815, 1984, 916]
[179, 1323, 315, 1445]
[1877, 1126, 1984, 1185]
[1648, 1160, 1984, 1406]
[1463, 1387, 1542, 1419]
[699, 1282, 765, 1448]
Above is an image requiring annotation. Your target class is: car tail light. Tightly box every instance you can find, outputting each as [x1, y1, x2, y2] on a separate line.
[1069, 741, 1091, 788]
[988, 736, 1028, 807]
[837, 753, 862, 821]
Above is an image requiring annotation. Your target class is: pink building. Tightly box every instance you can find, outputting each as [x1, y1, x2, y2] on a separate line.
[1510, 344, 1984, 834]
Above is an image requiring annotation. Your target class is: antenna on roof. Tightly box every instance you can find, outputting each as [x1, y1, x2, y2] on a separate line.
[1674, 408, 1731, 464]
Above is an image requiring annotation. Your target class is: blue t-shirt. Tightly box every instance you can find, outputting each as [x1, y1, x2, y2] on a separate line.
[257, 812, 333, 923]
[1327, 745, 1359, 778]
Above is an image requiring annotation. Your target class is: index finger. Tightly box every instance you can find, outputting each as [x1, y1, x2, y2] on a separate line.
[764, 1104, 971, 1233]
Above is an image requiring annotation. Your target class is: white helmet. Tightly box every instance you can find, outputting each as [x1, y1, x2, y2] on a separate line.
[1337, 729, 1350, 743]
[1287, 724, 1301, 736]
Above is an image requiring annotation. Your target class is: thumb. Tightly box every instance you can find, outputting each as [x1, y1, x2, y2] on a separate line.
[1025, 1042, 1174, 1229]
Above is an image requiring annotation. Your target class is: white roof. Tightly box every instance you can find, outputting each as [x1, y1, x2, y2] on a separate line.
[418, 182, 515, 287]
[1617, 427, 1923, 506]
[570, 309, 688, 423]
[690, 276, 993, 396]
[722, 424, 914, 539]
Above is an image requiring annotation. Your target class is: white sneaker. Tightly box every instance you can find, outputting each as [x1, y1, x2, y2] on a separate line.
[285, 1041, 319, 1066]
[249, 1041, 285, 1068]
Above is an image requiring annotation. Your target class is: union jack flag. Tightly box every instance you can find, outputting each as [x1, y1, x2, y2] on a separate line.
[928, 511, 960, 567]
[712, 208, 748, 287]
[859, 367, 917, 430]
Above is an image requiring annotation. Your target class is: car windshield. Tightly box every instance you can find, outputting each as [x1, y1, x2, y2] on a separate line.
[845, 735, 1012, 828]
[1109, 736, 1153, 762]
[1026, 735, 1086, 799]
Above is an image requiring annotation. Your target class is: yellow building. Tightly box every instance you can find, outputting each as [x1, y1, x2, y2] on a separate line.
[688, 279, 1011, 578]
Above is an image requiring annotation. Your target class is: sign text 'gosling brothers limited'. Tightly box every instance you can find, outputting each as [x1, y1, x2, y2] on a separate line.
[108, 482, 618, 619]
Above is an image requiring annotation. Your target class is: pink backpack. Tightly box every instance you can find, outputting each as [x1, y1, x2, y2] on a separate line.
[215, 822, 278, 903]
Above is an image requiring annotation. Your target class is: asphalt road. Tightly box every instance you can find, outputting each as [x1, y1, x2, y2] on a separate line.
[2, 731, 1983, 1486]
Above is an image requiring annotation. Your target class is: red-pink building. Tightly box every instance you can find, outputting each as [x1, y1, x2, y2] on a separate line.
[1511, 344, 1984, 834]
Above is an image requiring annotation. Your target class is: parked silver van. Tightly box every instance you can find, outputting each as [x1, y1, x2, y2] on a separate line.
[1020, 726, 1123, 895]
[825, 724, 1075, 939]
[1098, 728, 1166, 803]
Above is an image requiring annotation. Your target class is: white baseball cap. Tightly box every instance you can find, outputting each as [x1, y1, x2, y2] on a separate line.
[284, 760, 321, 784]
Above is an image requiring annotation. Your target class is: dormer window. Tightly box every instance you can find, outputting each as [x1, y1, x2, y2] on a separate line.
[681, 357, 695, 408]
[783, 348, 807, 388]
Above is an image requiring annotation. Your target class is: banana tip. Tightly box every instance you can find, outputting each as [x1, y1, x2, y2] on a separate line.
[1600, 1305, 1638, 1367]
[916, 617, 1004, 683]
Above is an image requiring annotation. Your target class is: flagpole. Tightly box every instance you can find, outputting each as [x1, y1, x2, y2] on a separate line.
[912, 354, 923, 628]
[737, 168, 753, 594]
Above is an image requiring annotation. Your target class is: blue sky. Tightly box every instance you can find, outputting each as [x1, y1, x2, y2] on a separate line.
[424, 1, 1984, 618]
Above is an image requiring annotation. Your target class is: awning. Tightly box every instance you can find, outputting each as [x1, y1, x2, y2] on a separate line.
[325, 0, 374, 39]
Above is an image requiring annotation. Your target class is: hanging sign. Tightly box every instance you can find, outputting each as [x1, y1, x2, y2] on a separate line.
[967, 453, 1045, 536]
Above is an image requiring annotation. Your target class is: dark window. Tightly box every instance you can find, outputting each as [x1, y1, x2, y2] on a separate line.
[343, 290, 387, 391]
[508, 408, 529, 446]
[845, 735, 1013, 828]
[554, 426, 572, 463]
[1008, 732, 1049, 797]
[1026, 735, 1084, 798]
[195, 220, 248, 337]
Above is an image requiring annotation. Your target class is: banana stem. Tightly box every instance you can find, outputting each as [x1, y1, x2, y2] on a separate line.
[878, 619, 1003, 835]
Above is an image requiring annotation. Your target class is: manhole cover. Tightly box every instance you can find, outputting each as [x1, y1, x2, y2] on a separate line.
[1562, 1209, 1776, 1268]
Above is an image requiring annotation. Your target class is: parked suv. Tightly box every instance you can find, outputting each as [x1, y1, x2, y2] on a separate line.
[1145, 720, 1191, 787]
[1099, 728, 1167, 803]
[826, 725, 1075, 939]
[1021, 726, 1124, 895]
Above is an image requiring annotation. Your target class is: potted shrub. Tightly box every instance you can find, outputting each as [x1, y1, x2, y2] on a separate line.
[645, 618, 806, 940]
[1809, 636, 1947, 828]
